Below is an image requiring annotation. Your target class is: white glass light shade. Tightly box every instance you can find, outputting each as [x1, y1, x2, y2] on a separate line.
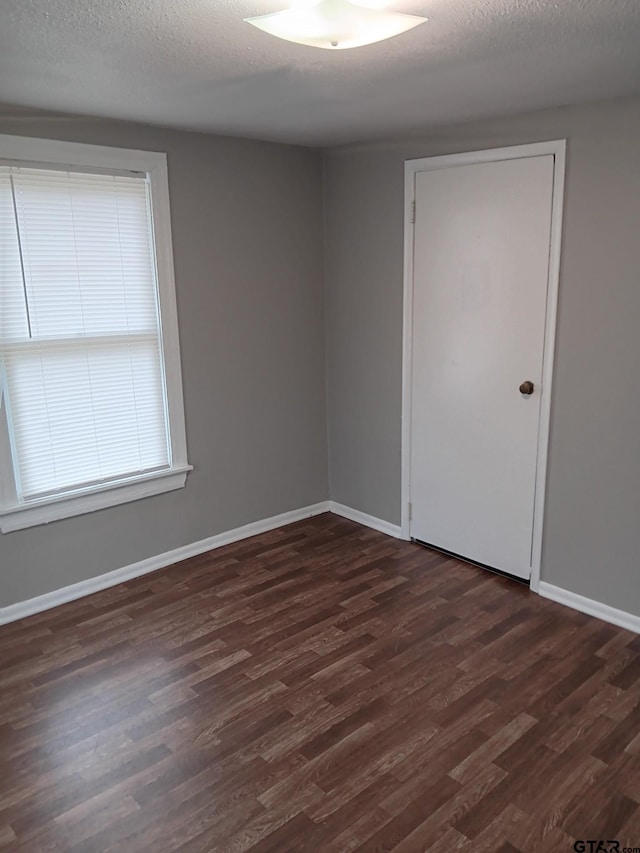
[244, 0, 427, 50]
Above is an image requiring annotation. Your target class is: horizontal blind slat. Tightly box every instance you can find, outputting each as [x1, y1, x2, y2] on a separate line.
[8, 166, 159, 340]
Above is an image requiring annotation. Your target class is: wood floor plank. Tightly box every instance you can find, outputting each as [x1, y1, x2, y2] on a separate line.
[1, 512, 639, 851]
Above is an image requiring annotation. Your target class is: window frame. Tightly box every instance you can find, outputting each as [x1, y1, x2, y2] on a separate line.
[0, 134, 191, 533]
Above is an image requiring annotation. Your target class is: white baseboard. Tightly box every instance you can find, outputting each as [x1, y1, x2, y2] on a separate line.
[0, 501, 330, 626]
[9, 502, 636, 637]
[329, 501, 402, 539]
[538, 581, 640, 634]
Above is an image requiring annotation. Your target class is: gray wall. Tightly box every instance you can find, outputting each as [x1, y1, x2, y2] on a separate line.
[324, 95, 640, 615]
[0, 108, 328, 606]
[3, 95, 639, 617]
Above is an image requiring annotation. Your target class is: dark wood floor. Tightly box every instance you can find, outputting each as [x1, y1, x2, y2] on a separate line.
[1, 514, 640, 852]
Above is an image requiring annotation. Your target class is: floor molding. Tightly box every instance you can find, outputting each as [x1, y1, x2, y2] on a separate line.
[4, 504, 637, 637]
[538, 581, 640, 634]
[329, 501, 403, 539]
[0, 501, 330, 626]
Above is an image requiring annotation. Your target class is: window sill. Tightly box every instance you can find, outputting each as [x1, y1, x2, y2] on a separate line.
[0, 465, 192, 533]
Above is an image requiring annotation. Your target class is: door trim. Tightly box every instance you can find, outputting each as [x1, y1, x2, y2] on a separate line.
[401, 140, 566, 591]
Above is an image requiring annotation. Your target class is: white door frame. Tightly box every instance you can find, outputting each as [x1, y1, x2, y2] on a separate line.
[401, 140, 566, 592]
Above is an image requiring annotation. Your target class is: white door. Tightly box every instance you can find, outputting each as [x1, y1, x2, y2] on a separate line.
[409, 154, 555, 580]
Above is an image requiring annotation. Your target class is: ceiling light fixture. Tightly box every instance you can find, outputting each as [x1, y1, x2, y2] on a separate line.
[244, 0, 427, 50]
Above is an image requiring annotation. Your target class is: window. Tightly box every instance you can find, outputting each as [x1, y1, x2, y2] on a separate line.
[0, 136, 190, 533]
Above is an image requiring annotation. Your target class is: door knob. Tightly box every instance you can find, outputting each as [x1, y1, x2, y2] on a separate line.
[519, 380, 535, 395]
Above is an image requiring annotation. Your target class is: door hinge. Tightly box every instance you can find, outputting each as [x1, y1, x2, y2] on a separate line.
[408, 501, 413, 521]
[411, 200, 416, 224]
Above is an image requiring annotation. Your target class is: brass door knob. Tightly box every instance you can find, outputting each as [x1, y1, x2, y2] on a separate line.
[519, 381, 535, 395]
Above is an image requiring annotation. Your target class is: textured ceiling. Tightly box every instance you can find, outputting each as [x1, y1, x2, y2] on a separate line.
[0, 0, 639, 146]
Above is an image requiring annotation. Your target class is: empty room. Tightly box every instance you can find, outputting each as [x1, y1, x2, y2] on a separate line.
[1, 0, 639, 850]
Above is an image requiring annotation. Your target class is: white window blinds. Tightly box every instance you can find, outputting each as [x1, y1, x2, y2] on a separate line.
[0, 165, 171, 500]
